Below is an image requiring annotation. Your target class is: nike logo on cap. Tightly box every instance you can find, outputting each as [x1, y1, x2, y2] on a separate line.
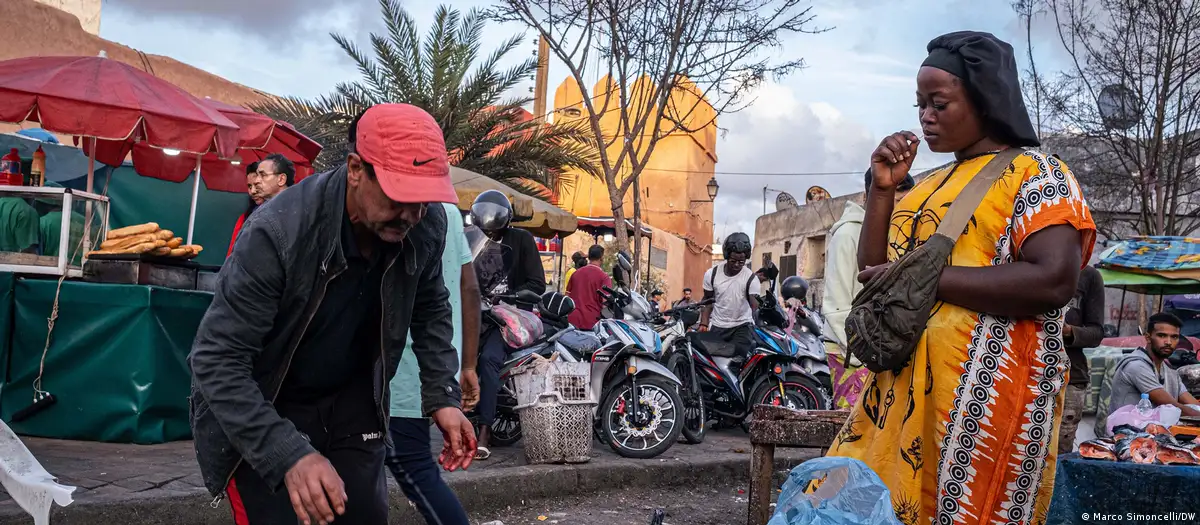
[413, 158, 436, 166]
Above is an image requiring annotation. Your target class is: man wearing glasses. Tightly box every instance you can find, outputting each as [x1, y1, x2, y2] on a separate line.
[228, 155, 295, 256]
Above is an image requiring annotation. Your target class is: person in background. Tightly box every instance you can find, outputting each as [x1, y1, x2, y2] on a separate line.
[1058, 264, 1104, 454]
[0, 197, 39, 253]
[189, 104, 474, 525]
[827, 31, 1096, 524]
[227, 155, 296, 256]
[673, 288, 695, 308]
[1107, 312, 1200, 419]
[699, 233, 761, 360]
[567, 245, 611, 330]
[227, 161, 260, 257]
[562, 251, 586, 292]
[649, 290, 665, 313]
[820, 169, 914, 408]
[385, 202, 479, 525]
[470, 190, 546, 461]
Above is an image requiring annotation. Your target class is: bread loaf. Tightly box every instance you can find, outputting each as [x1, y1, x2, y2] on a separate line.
[127, 241, 160, 254]
[100, 233, 155, 250]
[182, 245, 204, 255]
[106, 223, 159, 239]
[152, 246, 171, 256]
[166, 237, 183, 249]
[155, 230, 174, 241]
[169, 248, 190, 257]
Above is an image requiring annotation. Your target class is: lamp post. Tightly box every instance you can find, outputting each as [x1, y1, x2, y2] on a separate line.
[763, 186, 785, 214]
[691, 176, 720, 206]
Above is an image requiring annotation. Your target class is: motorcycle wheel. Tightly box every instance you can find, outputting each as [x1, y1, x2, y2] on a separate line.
[489, 408, 523, 446]
[665, 353, 707, 444]
[750, 373, 831, 412]
[600, 375, 685, 459]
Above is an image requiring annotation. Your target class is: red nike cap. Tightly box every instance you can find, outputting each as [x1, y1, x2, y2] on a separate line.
[355, 103, 456, 204]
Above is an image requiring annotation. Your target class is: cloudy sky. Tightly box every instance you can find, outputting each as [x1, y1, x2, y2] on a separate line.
[99, 0, 1073, 239]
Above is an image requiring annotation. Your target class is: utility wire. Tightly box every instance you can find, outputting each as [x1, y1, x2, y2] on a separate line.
[637, 166, 939, 177]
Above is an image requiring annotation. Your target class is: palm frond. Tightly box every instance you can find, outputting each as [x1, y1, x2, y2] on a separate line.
[271, 2, 603, 203]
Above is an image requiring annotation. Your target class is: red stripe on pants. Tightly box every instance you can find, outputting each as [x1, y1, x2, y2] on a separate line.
[227, 478, 250, 525]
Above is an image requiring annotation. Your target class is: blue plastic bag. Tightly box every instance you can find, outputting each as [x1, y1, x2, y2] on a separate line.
[768, 457, 903, 525]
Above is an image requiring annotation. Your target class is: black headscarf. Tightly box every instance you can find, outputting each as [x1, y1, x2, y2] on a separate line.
[921, 31, 1040, 148]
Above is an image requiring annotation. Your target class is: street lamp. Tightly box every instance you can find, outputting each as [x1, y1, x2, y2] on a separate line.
[706, 176, 719, 201]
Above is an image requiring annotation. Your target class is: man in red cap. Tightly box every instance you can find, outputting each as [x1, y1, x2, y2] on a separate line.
[189, 103, 476, 525]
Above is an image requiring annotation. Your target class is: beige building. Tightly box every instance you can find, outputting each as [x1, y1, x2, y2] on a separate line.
[553, 76, 717, 297]
[752, 193, 863, 309]
[32, 0, 100, 35]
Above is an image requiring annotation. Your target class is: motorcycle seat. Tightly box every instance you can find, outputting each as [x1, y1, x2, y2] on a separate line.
[688, 331, 739, 358]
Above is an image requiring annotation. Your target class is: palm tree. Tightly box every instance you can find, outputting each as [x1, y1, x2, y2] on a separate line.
[253, 0, 599, 202]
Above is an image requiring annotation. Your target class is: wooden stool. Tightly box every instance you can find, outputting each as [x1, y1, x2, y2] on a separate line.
[746, 405, 849, 525]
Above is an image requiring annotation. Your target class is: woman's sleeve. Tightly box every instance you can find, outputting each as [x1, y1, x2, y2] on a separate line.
[1010, 152, 1098, 265]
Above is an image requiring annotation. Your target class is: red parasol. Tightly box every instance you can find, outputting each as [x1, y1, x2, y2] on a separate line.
[130, 98, 322, 192]
[0, 55, 240, 170]
[0, 54, 242, 247]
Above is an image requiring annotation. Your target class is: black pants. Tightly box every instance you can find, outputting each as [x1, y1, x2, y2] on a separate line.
[477, 327, 507, 427]
[710, 323, 755, 359]
[228, 382, 387, 525]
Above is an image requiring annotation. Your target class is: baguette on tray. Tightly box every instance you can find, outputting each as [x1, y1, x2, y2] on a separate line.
[90, 222, 202, 259]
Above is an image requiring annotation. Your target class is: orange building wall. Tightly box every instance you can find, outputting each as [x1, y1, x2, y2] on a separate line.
[552, 76, 718, 293]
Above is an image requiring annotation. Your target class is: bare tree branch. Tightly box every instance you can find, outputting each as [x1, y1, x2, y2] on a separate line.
[492, 0, 827, 265]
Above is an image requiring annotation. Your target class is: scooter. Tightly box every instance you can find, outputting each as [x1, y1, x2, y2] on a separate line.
[584, 284, 686, 459]
[653, 299, 713, 444]
[660, 280, 832, 437]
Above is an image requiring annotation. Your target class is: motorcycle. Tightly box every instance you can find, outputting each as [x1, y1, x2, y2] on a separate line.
[587, 284, 686, 459]
[653, 299, 713, 444]
[479, 289, 595, 447]
[660, 278, 832, 437]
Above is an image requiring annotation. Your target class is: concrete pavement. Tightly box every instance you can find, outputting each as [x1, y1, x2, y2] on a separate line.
[0, 429, 820, 524]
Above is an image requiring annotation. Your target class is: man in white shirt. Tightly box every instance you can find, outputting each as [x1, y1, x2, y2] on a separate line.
[699, 232, 761, 358]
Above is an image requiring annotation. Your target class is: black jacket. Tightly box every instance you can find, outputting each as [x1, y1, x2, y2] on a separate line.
[188, 166, 460, 497]
[494, 227, 547, 297]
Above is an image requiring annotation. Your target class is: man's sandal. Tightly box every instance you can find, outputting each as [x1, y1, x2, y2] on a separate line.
[475, 447, 491, 460]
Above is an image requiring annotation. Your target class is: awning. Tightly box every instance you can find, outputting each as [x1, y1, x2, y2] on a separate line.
[451, 166, 533, 221]
[1098, 267, 1200, 295]
[577, 217, 653, 237]
[514, 196, 578, 238]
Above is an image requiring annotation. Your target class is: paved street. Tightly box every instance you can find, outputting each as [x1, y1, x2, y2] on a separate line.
[474, 482, 762, 525]
[0, 428, 819, 524]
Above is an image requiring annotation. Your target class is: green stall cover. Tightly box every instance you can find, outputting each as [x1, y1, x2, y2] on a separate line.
[1, 278, 212, 443]
[104, 166, 246, 267]
[0, 273, 14, 408]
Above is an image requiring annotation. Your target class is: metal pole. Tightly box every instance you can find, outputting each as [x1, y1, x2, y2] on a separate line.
[187, 156, 202, 245]
[1117, 288, 1128, 335]
[83, 139, 95, 255]
[762, 186, 767, 215]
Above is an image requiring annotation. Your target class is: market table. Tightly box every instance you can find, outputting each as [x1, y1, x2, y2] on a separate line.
[1047, 454, 1199, 525]
[0, 276, 211, 444]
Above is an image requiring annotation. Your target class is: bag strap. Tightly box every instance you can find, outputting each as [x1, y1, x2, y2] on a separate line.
[934, 148, 1024, 239]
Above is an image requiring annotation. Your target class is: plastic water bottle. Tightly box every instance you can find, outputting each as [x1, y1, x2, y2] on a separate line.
[1136, 392, 1154, 417]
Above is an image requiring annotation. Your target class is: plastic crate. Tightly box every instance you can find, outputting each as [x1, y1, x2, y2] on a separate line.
[518, 393, 595, 464]
[512, 360, 593, 409]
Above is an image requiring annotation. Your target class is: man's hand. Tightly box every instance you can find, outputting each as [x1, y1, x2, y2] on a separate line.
[857, 262, 893, 284]
[460, 369, 480, 412]
[284, 453, 346, 525]
[433, 407, 477, 472]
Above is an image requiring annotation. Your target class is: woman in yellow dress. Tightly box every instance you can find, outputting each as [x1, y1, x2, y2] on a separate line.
[827, 31, 1096, 525]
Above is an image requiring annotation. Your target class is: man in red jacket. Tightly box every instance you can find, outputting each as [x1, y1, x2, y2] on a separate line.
[567, 244, 611, 329]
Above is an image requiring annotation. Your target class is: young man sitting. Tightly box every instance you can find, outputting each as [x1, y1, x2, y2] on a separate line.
[1108, 312, 1200, 419]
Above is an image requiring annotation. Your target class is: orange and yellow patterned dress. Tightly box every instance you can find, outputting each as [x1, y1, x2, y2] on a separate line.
[826, 150, 1095, 525]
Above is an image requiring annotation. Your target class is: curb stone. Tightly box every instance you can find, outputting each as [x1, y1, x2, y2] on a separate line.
[1, 449, 819, 525]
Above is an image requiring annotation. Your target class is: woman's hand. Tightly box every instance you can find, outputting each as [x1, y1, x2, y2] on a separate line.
[857, 262, 893, 284]
[870, 131, 920, 191]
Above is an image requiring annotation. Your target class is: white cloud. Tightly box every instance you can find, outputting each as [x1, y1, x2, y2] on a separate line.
[711, 82, 877, 241]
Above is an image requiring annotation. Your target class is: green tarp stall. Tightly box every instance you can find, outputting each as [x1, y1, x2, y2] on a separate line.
[0, 272, 14, 409]
[0, 278, 212, 443]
